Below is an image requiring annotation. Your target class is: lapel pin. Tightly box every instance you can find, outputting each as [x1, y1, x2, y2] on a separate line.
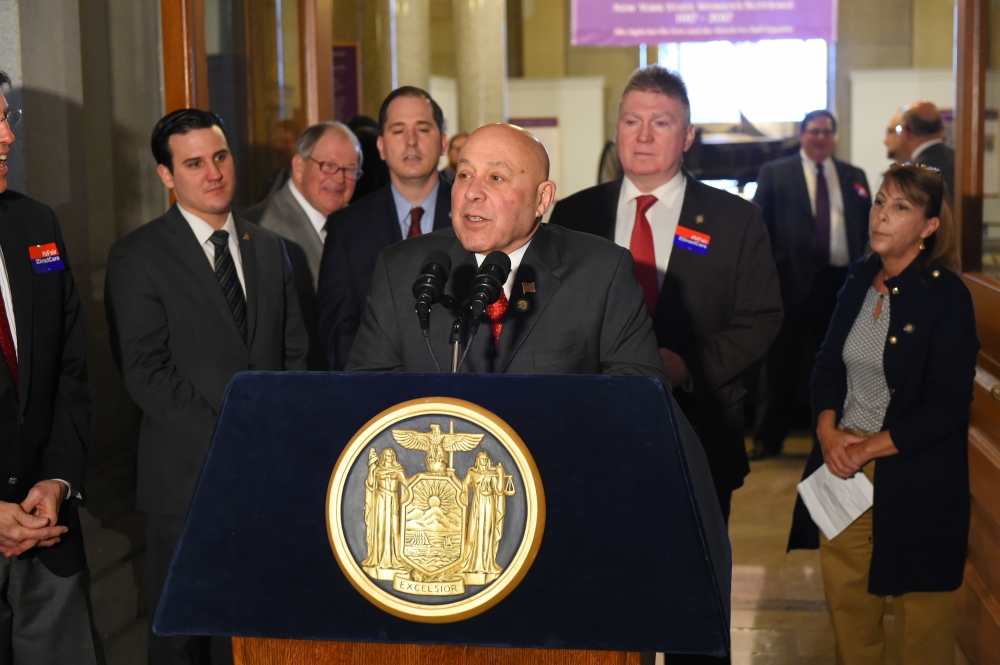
[695, 214, 704, 224]
[516, 299, 529, 312]
[243, 233, 250, 241]
[521, 282, 536, 294]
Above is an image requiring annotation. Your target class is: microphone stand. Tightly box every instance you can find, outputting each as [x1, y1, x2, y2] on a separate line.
[448, 313, 465, 373]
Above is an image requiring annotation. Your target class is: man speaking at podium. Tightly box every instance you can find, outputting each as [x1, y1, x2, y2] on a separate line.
[346, 123, 667, 380]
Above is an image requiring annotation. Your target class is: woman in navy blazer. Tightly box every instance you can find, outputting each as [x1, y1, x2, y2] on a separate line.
[788, 164, 979, 665]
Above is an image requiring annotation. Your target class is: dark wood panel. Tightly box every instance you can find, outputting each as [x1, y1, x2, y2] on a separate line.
[955, 0, 988, 270]
[232, 638, 642, 665]
[958, 271, 1000, 664]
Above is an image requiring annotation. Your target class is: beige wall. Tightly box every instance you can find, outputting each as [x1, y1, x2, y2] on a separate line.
[913, 0, 955, 69]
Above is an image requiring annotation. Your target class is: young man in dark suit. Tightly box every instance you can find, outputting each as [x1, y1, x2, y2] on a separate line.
[550, 66, 783, 527]
[750, 110, 871, 459]
[0, 70, 104, 665]
[347, 123, 667, 381]
[317, 87, 452, 370]
[105, 109, 308, 665]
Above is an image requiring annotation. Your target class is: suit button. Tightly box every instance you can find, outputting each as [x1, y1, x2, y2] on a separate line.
[7, 477, 16, 485]
[903, 324, 914, 333]
[891, 287, 900, 295]
[248, 364, 255, 370]
[890, 388, 896, 395]
[932, 270, 941, 278]
[889, 336, 898, 344]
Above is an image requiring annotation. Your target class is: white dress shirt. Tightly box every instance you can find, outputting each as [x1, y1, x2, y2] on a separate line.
[800, 149, 849, 267]
[910, 138, 944, 163]
[177, 205, 246, 291]
[0, 243, 17, 354]
[288, 181, 328, 242]
[614, 172, 687, 284]
[475, 241, 531, 301]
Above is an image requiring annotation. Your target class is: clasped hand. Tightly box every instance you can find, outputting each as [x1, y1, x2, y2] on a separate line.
[0, 480, 67, 558]
[816, 411, 870, 479]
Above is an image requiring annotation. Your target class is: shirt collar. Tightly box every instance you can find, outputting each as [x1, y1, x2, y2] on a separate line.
[391, 181, 440, 224]
[622, 170, 686, 206]
[287, 180, 328, 237]
[800, 148, 835, 171]
[910, 138, 944, 161]
[177, 204, 236, 245]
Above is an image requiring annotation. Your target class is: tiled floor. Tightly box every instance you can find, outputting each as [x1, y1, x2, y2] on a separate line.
[726, 435, 971, 664]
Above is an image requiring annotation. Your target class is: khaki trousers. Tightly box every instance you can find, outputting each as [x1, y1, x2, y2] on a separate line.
[819, 462, 956, 665]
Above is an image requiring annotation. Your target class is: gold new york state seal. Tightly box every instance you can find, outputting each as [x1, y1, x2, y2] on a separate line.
[326, 397, 545, 623]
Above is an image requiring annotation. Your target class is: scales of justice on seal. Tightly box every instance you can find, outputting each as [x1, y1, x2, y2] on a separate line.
[326, 397, 546, 623]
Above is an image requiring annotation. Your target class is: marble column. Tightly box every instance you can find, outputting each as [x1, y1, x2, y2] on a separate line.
[453, 0, 507, 132]
[395, 0, 429, 90]
[360, 0, 396, 116]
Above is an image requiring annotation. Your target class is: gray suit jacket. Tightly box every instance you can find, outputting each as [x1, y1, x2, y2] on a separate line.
[105, 205, 309, 517]
[244, 181, 324, 289]
[346, 224, 667, 381]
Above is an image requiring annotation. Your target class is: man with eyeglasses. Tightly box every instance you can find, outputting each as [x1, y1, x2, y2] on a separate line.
[0, 71, 104, 664]
[245, 122, 362, 369]
[317, 86, 452, 370]
[884, 102, 955, 195]
[749, 109, 871, 460]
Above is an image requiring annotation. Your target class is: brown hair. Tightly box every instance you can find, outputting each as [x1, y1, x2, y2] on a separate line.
[878, 163, 959, 271]
[619, 66, 691, 125]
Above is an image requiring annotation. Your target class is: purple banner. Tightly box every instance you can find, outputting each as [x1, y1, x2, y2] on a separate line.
[572, 0, 837, 45]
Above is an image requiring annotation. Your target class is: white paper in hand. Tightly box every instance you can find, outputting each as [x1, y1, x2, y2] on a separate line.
[797, 464, 874, 540]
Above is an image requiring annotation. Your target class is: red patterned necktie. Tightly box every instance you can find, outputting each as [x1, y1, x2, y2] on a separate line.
[407, 207, 425, 238]
[486, 290, 508, 346]
[0, 290, 18, 395]
[630, 194, 659, 314]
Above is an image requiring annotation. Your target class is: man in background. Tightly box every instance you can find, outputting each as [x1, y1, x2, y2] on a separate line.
[244, 121, 362, 369]
[317, 87, 452, 370]
[0, 68, 104, 665]
[105, 109, 308, 665]
[884, 102, 955, 194]
[550, 66, 782, 529]
[439, 131, 468, 184]
[751, 110, 871, 459]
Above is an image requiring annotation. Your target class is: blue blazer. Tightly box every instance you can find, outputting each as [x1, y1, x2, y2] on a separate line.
[788, 254, 979, 595]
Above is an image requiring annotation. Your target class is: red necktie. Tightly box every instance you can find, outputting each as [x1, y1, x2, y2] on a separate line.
[630, 194, 659, 314]
[0, 291, 18, 395]
[486, 290, 508, 346]
[407, 207, 425, 238]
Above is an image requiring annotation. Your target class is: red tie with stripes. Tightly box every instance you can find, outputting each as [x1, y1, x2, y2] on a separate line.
[630, 194, 659, 315]
[0, 291, 17, 394]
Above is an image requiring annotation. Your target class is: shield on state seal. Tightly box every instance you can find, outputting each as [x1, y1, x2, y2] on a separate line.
[400, 473, 466, 577]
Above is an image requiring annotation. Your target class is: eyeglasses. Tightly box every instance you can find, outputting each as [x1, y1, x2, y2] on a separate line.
[885, 124, 903, 136]
[0, 108, 22, 127]
[803, 129, 835, 138]
[309, 158, 362, 179]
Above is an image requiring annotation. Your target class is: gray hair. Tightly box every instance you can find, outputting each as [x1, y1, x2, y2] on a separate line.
[296, 121, 363, 168]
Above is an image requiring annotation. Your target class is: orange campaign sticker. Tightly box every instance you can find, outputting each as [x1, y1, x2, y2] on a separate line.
[28, 243, 66, 273]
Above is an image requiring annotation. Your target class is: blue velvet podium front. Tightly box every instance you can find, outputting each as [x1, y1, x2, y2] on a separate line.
[154, 372, 731, 657]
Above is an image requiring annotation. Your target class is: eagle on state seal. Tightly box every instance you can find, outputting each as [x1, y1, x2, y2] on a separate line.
[391, 422, 484, 475]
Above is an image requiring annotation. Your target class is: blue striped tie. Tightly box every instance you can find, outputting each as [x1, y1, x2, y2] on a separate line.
[208, 230, 248, 344]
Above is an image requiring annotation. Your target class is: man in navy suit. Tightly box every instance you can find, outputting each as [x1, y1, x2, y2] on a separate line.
[0, 71, 103, 665]
[750, 110, 871, 458]
[317, 87, 452, 369]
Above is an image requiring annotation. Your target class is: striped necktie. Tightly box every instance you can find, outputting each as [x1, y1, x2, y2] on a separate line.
[208, 230, 248, 344]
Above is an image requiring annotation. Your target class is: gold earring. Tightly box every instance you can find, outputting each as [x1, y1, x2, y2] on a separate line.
[919, 242, 926, 250]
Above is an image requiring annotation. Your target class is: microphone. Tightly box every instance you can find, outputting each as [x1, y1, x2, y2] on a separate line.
[466, 251, 511, 334]
[412, 251, 452, 333]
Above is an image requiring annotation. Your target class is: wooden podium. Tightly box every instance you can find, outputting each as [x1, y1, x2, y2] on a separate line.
[155, 373, 731, 659]
[231, 638, 641, 664]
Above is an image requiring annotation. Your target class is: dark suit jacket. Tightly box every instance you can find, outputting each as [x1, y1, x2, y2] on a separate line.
[318, 181, 452, 370]
[910, 142, 956, 201]
[788, 256, 978, 595]
[105, 205, 309, 518]
[753, 155, 871, 307]
[346, 224, 667, 382]
[550, 172, 783, 490]
[245, 182, 328, 369]
[0, 191, 90, 577]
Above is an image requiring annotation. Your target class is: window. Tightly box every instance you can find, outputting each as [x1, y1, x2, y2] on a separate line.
[658, 40, 828, 124]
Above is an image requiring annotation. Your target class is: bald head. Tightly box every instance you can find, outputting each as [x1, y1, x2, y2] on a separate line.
[894, 101, 945, 162]
[451, 123, 557, 255]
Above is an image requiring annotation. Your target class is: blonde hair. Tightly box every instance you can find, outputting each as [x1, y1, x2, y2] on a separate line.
[879, 163, 959, 271]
